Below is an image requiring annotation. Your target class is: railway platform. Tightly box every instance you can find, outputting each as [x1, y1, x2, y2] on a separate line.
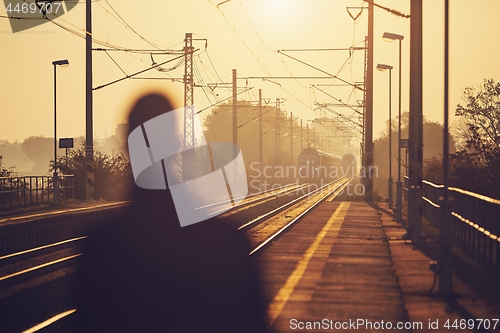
[257, 201, 499, 333]
[0, 201, 129, 226]
[1, 193, 499, 332]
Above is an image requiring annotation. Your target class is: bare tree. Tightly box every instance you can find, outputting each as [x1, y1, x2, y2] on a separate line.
[455, 79, 500, 148]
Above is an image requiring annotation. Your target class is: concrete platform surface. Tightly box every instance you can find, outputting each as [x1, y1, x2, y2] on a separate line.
[0, 201, 129, 226]
[257, 201, 499, 333]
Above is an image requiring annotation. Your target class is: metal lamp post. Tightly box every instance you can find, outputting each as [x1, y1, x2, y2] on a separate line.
[377, 63, 394, 210]
[383, 32, 404, 222]
[52, 59, 69, 205]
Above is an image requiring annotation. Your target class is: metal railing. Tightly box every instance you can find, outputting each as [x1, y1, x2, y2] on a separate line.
[0, 175, 74, 209]
[421, 180, 500, 278]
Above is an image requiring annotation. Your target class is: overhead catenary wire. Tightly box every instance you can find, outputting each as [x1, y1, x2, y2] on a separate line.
[315, 105, 363, 134]
[205, 50, 233, 91]
[348, 4, 366, 108]
[193, 59, 219, 106]
[2, 8, 191, 85]
[150, 53, 185, 73]
[4, 0, 367, 145]
[215, 0, 367, 130]
[93, 53, 187, 90]
[237, 108, 273, 129]
[364, 0, 410, 18]
[101, 0, 165, 50]
[195, 87, 253, 115]
[104, 50, 127, 76]
[208, 0, 314, 112]
[210, 0, 368, 123]
[93, 48, 183, 54]
[1, 4, 181, 54]
[3, 3, 365, 122]
[195, 52, 232, 91]
[278, 50, 364, 93]
[312, 85, 363, 116]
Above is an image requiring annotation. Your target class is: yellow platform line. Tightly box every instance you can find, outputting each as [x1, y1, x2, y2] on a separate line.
[267, 201, 350, 326]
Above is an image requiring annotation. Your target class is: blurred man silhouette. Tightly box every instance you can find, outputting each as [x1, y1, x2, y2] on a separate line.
[76, 93, 269, 333]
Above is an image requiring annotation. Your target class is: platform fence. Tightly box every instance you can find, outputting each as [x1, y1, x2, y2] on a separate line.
[0, 175, 74, 209]
[420, 178, 500, 278]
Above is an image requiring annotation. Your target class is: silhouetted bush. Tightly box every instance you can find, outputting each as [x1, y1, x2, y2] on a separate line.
[55, 146, 133, 201]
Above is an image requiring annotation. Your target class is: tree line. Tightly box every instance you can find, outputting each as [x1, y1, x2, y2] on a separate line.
[424, 79, 500, 199]
[0, 136, 131, 201]
[204, 100, 312, 182]
[2, 78, 499, 201]
[374, 78, 500, 200]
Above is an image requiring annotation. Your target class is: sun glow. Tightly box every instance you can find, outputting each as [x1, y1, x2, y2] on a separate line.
[269, 0, 288, 11]
[241, 0, 312, 45]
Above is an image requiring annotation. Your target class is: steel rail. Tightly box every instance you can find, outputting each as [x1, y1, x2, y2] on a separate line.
[205, 183, 310, 218]
[239, 178, 347, 231]
[198, 182, 307, 211]
[0, 236, 86, 262]
[0, 254, 80, 283]
[249, 178, 352, 256]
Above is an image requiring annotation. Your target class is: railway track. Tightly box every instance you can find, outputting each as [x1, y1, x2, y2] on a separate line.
[200, 182, 310, 217]
[0, 181, 321, 296]
[0, 236, 85, 293]
[243, 177, 352, 255]
[0, 237, 84, 332]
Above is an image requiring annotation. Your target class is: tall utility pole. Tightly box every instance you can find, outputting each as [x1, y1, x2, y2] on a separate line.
[182, 33, 195, 182]
[408, 0, 423, 244]
[274, 98, 281, 167]
[396, 36, 404, 222]
[233, 69, 237, 146]
[440, 0, 453, 295]
[259, 89, 263, 185]
[306, 124, 309, 147]
[85, 0, 94, 201]
[364, 0, 374, 201]
[300, 119, 303, 151]
[53, 63, 59, 205]
[361, 37, 368, 167]
[290, 112, 293, 166]
[184, 33, 195, 148]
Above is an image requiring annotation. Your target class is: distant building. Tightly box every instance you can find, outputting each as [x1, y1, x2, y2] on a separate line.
[115, 123, 128, 145]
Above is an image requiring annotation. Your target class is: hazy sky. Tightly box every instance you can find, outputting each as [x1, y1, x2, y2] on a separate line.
[1, 0, 499, 151]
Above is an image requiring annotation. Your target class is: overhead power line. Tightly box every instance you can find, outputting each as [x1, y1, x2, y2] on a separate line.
[209, 0, 315, 112]
[311, 85, 363, 115]
[102, 0, 165, 50]
[278, 51, 364, 92]
[364, 1, 410, 18]
[93, 53, 188, 90]
[195, 88, 253, 115]
[1, 4, 177, 54]
[93, 48, 183, 54]
[279, 47, 366, 52]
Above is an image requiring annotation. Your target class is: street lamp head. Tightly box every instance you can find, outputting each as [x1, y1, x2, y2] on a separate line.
[382, 32, 404, 42]
[376, 63, 393, 71]
[52, 59, 69, 67]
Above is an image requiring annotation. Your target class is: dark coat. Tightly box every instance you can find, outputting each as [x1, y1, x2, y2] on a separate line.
[76, 93, 269, 333]
[76, 188, 269, 333]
